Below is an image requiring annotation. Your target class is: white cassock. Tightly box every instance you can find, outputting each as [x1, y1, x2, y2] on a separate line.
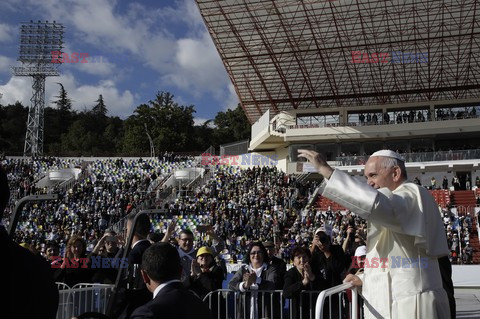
[322, 169, 450, 319]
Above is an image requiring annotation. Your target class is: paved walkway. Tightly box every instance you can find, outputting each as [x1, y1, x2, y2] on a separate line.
[456, 289, 480, 318]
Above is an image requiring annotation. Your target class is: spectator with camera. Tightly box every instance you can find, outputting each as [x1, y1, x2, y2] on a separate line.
[90, 230, 121, 284]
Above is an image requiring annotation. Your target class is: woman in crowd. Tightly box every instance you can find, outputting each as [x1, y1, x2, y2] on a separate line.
[229, 242, 278, 319]
[283, 246, 328, 319]
[54, 234, 92, 287]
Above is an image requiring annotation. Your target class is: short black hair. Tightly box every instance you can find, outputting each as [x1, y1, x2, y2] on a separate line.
[147, 232, 164, 243]
[142, 242, 181, 283]
[245, 241, 270, 264]
[179, 229, 194, 238]
[127, 212, 151, 237]
[0, 167, 9, 218]
[291, 246, 311, 261]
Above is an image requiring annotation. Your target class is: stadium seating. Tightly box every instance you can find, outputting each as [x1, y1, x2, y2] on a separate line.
[429, 189, 452, 208]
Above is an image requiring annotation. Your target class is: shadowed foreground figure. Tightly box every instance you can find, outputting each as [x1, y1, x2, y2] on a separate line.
[298, 149, 451, 319]
[0, 166, 59, 318]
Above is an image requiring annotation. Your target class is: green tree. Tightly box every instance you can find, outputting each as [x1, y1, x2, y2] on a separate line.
[0, 102, 28, 154]
[46, 83, 74, 154]
[60, 115, 95, 156]
[92, 94, 107, 117]
[212, 104, 250, 146]
[122, 92, 196, 155]
[53, 83, 72, 113]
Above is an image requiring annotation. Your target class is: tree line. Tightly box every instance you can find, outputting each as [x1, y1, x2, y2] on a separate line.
[0, 84, 251, 156]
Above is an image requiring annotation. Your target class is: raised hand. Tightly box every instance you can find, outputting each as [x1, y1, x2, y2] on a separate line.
[243, 270, 257, 289]
[297, 149, 333, 179]
[166, 218, 177, 235]
[191, 259, 201, 277]
[304, 262, 315, 281]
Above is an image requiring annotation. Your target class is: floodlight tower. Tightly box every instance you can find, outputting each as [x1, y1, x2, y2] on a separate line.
[12, 20, 64, 157]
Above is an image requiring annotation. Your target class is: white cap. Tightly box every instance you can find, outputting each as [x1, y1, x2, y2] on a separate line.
[315, 224, 333, 238]
[354, 245, 367, 257]
[370, 150, 404, 162]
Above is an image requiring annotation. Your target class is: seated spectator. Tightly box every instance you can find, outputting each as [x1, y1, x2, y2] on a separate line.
[229, 242, 278, 319]
[188, 246, 224, 299]
[283, 246, 328, 319]
[130, 242, 212, 319]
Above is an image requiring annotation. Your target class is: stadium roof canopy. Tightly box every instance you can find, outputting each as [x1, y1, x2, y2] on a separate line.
[196, 0, 480, 123]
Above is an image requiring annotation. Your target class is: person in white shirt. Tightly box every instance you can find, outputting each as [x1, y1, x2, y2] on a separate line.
[228, 242, 278, 319]
[298, 149, 450, 319]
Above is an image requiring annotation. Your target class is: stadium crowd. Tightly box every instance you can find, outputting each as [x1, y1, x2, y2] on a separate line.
[3, 156, 475, 269]
[1, 155, 478, 318]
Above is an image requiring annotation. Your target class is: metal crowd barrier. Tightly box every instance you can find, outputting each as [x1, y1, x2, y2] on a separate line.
[203, 287, 362, 319]
[315, 282, 362, 319]
[56, 283, 114, 319]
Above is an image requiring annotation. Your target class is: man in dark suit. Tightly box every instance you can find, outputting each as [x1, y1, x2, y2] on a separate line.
[126, 212, 152, 289]
[0, 165, 59, 318]
[130, 242, 212, 319]
[112, 212, 153, 318]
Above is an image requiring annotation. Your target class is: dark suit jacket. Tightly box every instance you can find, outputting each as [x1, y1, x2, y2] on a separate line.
[130, 282, 212, 319]
[128, 240, 151, 289]
[113, 240, 153, 319]
[129, 240, 151, 264]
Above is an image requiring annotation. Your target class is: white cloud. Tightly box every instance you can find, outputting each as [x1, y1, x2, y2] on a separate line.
[225, 83, 240, 110]
[73, 56, 116, 76]
[0, 56, 16, 74]
[8, 0, 235, 116]
[0, 23, 15, 43]
[46, 75, 135, 118]
[0, 77, 30, 105]
[0, 73, 135, 118]
[164, 31, 230, 95]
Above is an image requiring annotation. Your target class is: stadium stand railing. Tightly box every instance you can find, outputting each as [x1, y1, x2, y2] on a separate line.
[336, 149, 480, 166]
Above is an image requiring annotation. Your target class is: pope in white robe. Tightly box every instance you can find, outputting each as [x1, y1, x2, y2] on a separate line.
[298, 149, 451, 319]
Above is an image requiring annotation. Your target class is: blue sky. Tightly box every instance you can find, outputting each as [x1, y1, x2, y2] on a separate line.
[0, 0, 238, 124]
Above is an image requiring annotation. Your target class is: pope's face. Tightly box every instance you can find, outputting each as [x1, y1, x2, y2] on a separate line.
[364, 157, 396, 190]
